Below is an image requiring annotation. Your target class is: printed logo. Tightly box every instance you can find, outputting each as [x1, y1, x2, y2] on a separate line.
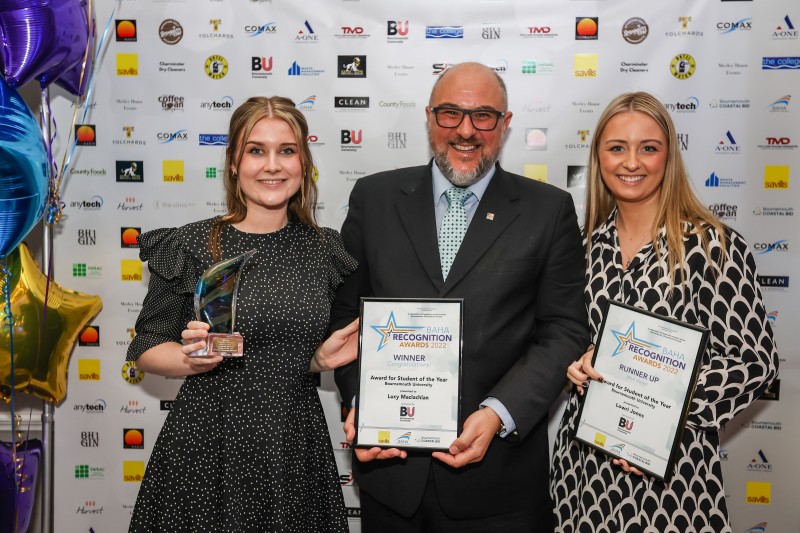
[158, 95, 184, 111]
[670, 53, 696, 79]
[760, 379, 781, 400]
[78, 359, 101, 381]
[158, 130, 188, 144]
[287, 61, 324, 76]
[116, 53, 138, 76]
[575, 17, 598, 40]
[744, 523, 768, 533]
[79, 326, 100, 347]
[618, 417, 634, 433]
[121, 227, 140, 248]
[668, 17, 703, 37]
[593, 432, 606, 447]
[334, 96, 369, 109]
[75, 125, 96, 146]
[69, 195, 103, 211]
[116, 20, 137, 42]
[609, 322, 660, 357]
[199, 134, 227, 147]
[201, 19, 233, 40]
[200, 96, 234, 112]
[116, 161, 143, 183]
[123, 428, 144, 450]
[395, 432, 412, 444]
[340, 130, 363, 151]
[159, 19, 183, 44]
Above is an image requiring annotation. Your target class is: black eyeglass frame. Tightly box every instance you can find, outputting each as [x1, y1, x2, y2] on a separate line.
[430, 106, 506, 131]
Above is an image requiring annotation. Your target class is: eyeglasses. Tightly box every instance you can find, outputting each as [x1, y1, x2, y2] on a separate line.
[431, 106, 505, 131]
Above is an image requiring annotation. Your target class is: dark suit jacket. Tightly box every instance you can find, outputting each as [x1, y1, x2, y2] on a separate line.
[332, 162, 589, 519]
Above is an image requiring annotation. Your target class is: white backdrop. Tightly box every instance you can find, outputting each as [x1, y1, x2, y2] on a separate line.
[4, 1, 795, 531]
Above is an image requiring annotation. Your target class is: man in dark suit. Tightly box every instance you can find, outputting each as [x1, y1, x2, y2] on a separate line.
[332, 62, 589, 532]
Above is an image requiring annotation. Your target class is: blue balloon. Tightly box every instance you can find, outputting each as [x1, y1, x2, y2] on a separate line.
[0, 75, 47, 257]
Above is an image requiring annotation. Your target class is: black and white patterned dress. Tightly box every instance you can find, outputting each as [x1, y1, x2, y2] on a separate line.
[551, 212, 778, 533]
[126, 217, 356, 533]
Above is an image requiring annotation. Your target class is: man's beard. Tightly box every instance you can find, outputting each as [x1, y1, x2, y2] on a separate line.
[430, 135, 499, 188]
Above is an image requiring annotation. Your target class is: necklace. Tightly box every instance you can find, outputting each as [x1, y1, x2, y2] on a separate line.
[619, 233, 651, 270]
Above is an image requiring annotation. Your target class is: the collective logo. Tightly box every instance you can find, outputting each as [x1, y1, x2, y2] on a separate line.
[157, 130, 188, 144]
[245, 22, 276, 37]
[425, 26, 463, 39]
[715, 131, 740, 153]
[296, 20, 318, 42]
[708, 203, 737, 220]
[158, 95, 184, 111]
[115, 20, 137, 42]
[79, 325, 100, 347]
[753, 240, 788, 254]
[670, 53, 696, 79]
[78, 359, 100, 380]
[75, 124, 96, 146]
[251, 56, 273, 78]
[773, 15, 797, 39]
[159, 19, 183, 45]
[116, 53, 138, 76]
[622, 17, 648, 44]
[567, 166, 587, 188]
[73, 399, 106, 414]
[574, 54, 598, 77]
[121, 227, 140, 248]
[123, 428, 144, 449]
[200, 19, 233, 39]
[767, 95, 790, 112]
[200, 95, 234, 112]
[121, 361, 144, 384]
[199, 134, 227, 146]
[70, 195, 103, 211]
[482, 23, 500, 40]
[746, 450, 773, 472]
[162, 160, 185, 182]
[338, 55, 367, 78]
[704, 171, 745, 188]
[387, 20, 409, 43]
[717, 18, 752, 34]
[762, 56, 800, 70]
[205, 55, 229, 79]
[525, 128, 547, 151]
[575, 17, 598, 40]
[521, 24, 558, 39]
[664, 96, 699, 113]
[763, 165, 790, 189]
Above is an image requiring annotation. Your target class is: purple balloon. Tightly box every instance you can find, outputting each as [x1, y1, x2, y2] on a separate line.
[0, 0, 92, 94]
[0, 75, 48, 257]
[0, 439, 41, 533]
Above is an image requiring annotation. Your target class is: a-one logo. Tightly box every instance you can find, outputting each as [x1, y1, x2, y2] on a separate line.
[670, 53, 696, 79]
[746, 450, 773, 472]
[121, 361, 144, 384]
[773, 15, 797, 40]
[715, 131, 740, 153]
[205, 55, 229, 79]
[75, 124, 96, 146]
[622, 17, 648, 44]
[159, 19, 183, 44]
[575, 17, 598, 40]
[296, 20, 318, 42]
[116, 20, 137, 42]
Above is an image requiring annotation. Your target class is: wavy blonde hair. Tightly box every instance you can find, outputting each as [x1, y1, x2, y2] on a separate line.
[584, 92, 726, 285]
[210, 96, 319, 258]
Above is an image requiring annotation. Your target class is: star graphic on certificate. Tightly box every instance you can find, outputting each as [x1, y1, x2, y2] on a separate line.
[370, 311, 423, 351]
[609, 322, 659, 357]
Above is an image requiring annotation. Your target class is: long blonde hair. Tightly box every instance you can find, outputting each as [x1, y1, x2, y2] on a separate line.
[584, 92, 726, 284]
[210, 96, 319, 258]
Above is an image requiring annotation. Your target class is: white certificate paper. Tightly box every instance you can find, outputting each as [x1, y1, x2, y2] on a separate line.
[574, 301, 707, 481]
[356, 298, 463, 450]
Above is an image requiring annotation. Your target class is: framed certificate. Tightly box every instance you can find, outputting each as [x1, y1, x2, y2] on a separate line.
[355, 298, 463, 450]
[573, 300, 708, 482]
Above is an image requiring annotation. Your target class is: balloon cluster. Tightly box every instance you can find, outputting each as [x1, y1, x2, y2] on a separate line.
[0, 2, 100, 529]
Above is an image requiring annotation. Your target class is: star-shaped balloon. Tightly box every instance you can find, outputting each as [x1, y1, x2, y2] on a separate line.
[0, 0, 93, 94]
[0, 243, 102, 403]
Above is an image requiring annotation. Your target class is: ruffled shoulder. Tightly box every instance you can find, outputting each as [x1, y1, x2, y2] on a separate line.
[320, 226, 357, 302]
[138, 219, 215, 294]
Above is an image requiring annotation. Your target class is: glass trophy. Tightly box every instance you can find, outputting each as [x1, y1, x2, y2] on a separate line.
[189, 249, 256, 357]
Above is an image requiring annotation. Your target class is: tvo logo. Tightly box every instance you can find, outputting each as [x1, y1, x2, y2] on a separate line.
[341, 130, 362, 145]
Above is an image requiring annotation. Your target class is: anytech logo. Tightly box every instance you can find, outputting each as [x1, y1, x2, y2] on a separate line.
[79, 326, 100, 347]
[609, 322, 660, 357]
[370, 311, 423, 351]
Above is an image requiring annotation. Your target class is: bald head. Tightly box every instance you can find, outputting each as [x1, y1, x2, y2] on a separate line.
[429, 62, 508, 110]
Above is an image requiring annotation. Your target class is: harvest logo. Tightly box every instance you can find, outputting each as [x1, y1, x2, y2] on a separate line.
[123, 460, 145, 482]
[116, 53, 138, 76]
[78, 359, 100, 381]
[121, 260, 142, 282]
[79, 326, 100, 347]
[764, 166, 790, 189]
[162, 160, 185, 182]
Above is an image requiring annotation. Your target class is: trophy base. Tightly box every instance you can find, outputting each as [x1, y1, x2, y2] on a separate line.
[189, 332, 244, 358]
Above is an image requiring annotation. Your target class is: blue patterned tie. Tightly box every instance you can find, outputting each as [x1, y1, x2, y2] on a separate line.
[439, 187, 471, 280]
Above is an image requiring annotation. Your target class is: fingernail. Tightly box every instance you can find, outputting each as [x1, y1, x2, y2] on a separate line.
[581, 381, 589, 388]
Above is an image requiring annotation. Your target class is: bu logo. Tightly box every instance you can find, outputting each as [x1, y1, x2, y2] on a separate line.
[341, 130, 362, 144]
[388, 20, 409, 36]
[618, 417, 634, 431]
[400, 406, 415, 417]
[252, 57, 272, 71]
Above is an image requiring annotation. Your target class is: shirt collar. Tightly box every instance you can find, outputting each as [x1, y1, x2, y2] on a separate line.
[432, 159, 496, 203]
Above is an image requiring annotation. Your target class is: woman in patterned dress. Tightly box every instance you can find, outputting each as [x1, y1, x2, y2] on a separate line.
[550, 92, 778, 532]
[127, 96, 359, 532]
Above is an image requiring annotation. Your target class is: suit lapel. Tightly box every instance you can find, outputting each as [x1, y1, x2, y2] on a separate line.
[443, 167, 520, 292]
[396, 167, 445, 291]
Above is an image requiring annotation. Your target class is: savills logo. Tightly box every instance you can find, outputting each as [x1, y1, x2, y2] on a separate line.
[123, 460, 145, 482]
[78, 359, 100, 381]
[121, 259, 142, 281]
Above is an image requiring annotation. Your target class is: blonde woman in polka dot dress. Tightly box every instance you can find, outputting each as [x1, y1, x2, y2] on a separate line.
[126, 96, 359, 532]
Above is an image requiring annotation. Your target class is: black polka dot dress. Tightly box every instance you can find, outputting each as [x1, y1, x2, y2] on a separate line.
[551, 211, 778, 533]
[126, 217, 356, 533]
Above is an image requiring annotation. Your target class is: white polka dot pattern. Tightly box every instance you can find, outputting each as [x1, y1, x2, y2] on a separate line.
[438, 187, 472, 280]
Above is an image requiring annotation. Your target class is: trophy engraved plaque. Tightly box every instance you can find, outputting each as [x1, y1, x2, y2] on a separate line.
[189, 249, 257, 357]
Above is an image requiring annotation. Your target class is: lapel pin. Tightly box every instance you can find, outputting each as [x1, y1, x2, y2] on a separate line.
[486, 213, 495, 221]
